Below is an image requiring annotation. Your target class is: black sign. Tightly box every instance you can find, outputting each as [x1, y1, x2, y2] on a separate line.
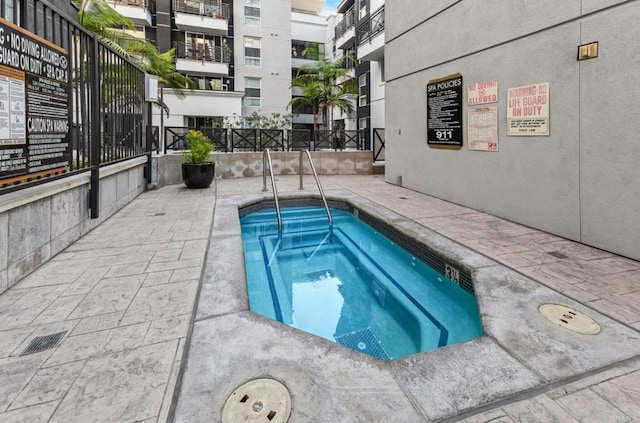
[427, 73, 463, 148]
[0, 18, 70, 186]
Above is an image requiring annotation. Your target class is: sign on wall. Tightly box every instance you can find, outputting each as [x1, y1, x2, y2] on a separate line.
[468, 79, 498, 105]
[427, 73, 463, 148]
[468, 107, 498, 151]
[0, 18, 70, 186]
[507, 82, 549, 136]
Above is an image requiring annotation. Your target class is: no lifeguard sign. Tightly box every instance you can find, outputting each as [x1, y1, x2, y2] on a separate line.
[507, 82, 550, 136]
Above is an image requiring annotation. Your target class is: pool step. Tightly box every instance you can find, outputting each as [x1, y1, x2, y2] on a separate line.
[242, 207, 341, 233]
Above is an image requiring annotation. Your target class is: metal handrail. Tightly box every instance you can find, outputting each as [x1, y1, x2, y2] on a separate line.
[262, 149, 282, 231]
[299, 150, 333, 228]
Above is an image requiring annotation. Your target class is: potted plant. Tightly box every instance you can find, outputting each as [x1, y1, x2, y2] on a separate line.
[181, 130, 215, 188]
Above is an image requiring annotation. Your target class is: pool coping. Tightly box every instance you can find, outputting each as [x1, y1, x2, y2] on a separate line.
[172, 190, 640, 422]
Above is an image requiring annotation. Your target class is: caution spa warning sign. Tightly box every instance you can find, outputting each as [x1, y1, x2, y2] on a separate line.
[0, 17, 70, 186]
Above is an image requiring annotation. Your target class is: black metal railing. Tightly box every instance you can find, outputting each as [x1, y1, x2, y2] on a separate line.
[174, 42, 231, 63]
[0, 0, 148, 204]
[289, 129, 313, 151]
[106, 0, 149, 8]
[173, 0, 230, 19]
[334, 8, 355, 40]
[373, 128, 385, 162]
[357, 6, 385, 45]
[163, 128, 365, 153]
[165, 127, 229, 153]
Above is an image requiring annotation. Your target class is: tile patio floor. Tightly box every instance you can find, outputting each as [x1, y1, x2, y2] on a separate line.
[0, 175, 638, 422]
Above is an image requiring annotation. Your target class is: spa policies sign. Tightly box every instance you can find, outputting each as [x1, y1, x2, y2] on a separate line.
[427, 73, 463, 148]
[507, 82, 549, 136]
[0, 17, 71, 186]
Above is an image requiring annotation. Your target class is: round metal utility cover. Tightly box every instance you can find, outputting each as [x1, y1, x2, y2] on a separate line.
[222, 378, 291, 423]
[538, 304, 601, 335]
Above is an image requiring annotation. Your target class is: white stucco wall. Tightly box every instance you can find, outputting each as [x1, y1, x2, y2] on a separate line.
[235, 0, 293, 118]
[385, 0, 640, 261]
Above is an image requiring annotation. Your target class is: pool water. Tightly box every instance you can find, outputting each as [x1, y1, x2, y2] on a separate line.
[240, 206, 483, 360]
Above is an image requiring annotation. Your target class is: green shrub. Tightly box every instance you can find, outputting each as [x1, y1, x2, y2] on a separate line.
[182, 130, 214, 164]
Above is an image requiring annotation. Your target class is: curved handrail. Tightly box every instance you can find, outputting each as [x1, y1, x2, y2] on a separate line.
[262, 149, 282, 231]
[299, 150, 333, 228]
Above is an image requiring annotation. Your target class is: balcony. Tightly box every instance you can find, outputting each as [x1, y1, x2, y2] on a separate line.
[357, 6, 384, 62]
[174, 0, 229, 35]
[106, 0, 152, 27]
[336, 0, 355, 14]
[334, 9, 355, 49]
[174, 42, 231, 76]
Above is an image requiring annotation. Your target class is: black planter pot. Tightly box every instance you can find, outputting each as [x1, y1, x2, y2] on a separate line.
[182, 162, 215, 189]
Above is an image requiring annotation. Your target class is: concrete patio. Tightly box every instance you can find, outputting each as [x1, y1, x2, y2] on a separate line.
[0, 175, 638, 422]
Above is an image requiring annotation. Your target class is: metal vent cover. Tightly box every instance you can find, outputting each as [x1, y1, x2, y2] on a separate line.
[21, 331, 66, 356]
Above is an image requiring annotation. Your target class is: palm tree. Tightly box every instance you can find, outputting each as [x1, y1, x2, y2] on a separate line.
[74, 0, 195, 153]
[289, 79, 323, 132]
[74, 0, 195, 111]
[290, 46, 357, 133]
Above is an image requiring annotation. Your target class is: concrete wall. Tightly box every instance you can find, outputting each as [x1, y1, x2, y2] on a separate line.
[0, 158, 147, 294]
[154, 89, 244, 128]
[155, 151, 373, 187]
[385, 0, 640, 261]
[235, 0, 293, 118]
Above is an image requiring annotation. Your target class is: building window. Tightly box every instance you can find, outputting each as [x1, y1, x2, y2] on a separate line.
[359, 118, 368, 144]
[358, 73, 367, 107]
[244, 77, 261, 107]
[187, 75, 225, 91]
[244, 0, 260, 26]
[186, 116, 224, 128]
[244, 36, 261, 67]
[3, 0, 17, 24]
[291, 41, 324, 60]
[184, 33, 223, 61]
[359, 0, 368, 18]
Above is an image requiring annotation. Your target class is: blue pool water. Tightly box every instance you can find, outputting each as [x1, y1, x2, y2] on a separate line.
[240, 206, 483, 360]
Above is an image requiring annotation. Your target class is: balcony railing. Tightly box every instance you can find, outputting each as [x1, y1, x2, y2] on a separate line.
[164, 128, 364, 153]
[174, 42, 231, 63]
[334, 8, 355, 40]
[356, 6, 384, 45]
[107, 0, 148, 7]
[173, 0, 229, 19]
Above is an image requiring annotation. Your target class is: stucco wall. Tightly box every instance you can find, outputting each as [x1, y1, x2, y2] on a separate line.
[385, 0, 640, 260]
[155, 151, 374, 187]
[0, 158, 147, 294]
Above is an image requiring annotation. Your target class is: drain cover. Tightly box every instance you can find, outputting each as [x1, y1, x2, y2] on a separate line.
[335, 327, 392, 360]
[222, 378, 291, 423]
[538, 304, 600, 335]
[21, 331, 66, 356]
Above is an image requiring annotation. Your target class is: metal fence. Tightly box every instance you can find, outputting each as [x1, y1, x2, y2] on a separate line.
[373, 128, 385, 162]
[0, 0, 149, 218]
[164, 127, 364, 153]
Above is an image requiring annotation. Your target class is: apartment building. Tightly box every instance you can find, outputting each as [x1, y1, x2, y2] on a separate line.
[331, 0, 384, 152]
[107, 0, 329, 148]
[291, 6, 328, 131]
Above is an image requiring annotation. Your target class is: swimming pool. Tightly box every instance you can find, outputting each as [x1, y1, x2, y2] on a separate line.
[240, 205, 483, 359]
